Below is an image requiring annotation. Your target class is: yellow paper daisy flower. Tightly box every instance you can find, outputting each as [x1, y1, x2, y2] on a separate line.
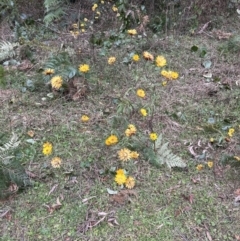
[43, 68, 54, 75]
[79, 64, 90, 73]
[81, 115, 90, 122]
[108, 57, 116, 65]
[136, 89, 146, 98]
[143, 51, 154, 61]
[127, 29, 137, 35]
[125, 124, 137, 137]
[115, 173, 127, 185]
[51, 157, 62, 168]
[112, 5, 118, 12]
[140, 108, 147, 117]
[92, 3, 98, 11]
[51, 75, 63, 90]
[118, 148, 132, 161]
[196, 164, 204, 171]
[42, 142, 53, 156]
[125, 176, 135, 189]
[155, 55, 167, 67]
[130, 151, 139, 159]
[171, 71, 179, 80]
[149, 132, 158, 141]
[116, 169, 125, 175]
[207, 161, 213, 168]
[132, 54, 140, 62]
[105, 135, 118, 146]
[228, 128, 235, 137]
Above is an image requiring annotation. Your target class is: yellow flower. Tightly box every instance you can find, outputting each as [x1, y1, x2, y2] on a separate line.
[140, 108, 147, 117]
[81, 29, 85, 33]
[209, 138, 215, 143]
[92, 3, 98, 11]
[125, 176, 135, 189]
[84, 18, 88, 22]
[143, 51, 154, 61]
[149, 133, 158, 141]
[127, 29, 137, 35]
[81, 115, 90, 122]
[43, 68, 54, 75]
[234, 156, 240, 161]
[136, 89, 146, 98]
[112, 5, 118, 12]
[27, 130, 34, 137]
[51, 157, 62, 168]
[125, 124, 137, 136]
[161, 70, 168, 77]
[71, 30, 80, 38]
[51, 75, 63, 90]
[115, 173, 127, 185]
[72, 23, 78, 29]
[105, 135, 118, 146]
[118, 148, 132, 161]
[155, 55, 167, 67]
[80, 23, 85, 27]
[108, 57, 116, 65]
[196, 164, 204, 171]
[171, 71, 179, 80]
[207, 161, 213, 168]
[42, 142, 53, 156]
[132, 54, 140, 62]
[96, 11, 101, 15]
[130, 151, 139, 159]
[101, 0, 104, 3]
[116, 169, 125, 175]
[228, 128, 235, 137]
[79, 64, 90, 73]
[162, 81, 167, 86]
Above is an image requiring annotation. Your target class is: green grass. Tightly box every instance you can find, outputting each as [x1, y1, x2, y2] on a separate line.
[1, 17, 240, 241]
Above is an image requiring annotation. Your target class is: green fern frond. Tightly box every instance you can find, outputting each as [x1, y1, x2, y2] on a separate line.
[0, 41, 19, 62]
[0, 133, 31, 199]
[155, 134, 186, 169]
[43, 0, 65, 25]
[143, 134, 186, 169]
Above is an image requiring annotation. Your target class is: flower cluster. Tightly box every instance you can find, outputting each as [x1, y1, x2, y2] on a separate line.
[196, 161, 213, 171]
[105, 135, 118, 146]
[115, 169, 135, 189]
[118, 148, 139, 161]
[161, 70, 179, 80]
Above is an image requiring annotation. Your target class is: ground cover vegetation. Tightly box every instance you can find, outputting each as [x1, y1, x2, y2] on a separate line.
[0, 0, 240, 240]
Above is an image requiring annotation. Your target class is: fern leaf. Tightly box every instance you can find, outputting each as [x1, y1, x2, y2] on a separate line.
[0, 41, 19, 62]
[155, 134, 186, 169]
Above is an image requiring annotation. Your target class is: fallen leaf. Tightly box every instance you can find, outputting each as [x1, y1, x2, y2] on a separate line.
[48, 184, 58, 196]
[182, 193, 194, 204]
